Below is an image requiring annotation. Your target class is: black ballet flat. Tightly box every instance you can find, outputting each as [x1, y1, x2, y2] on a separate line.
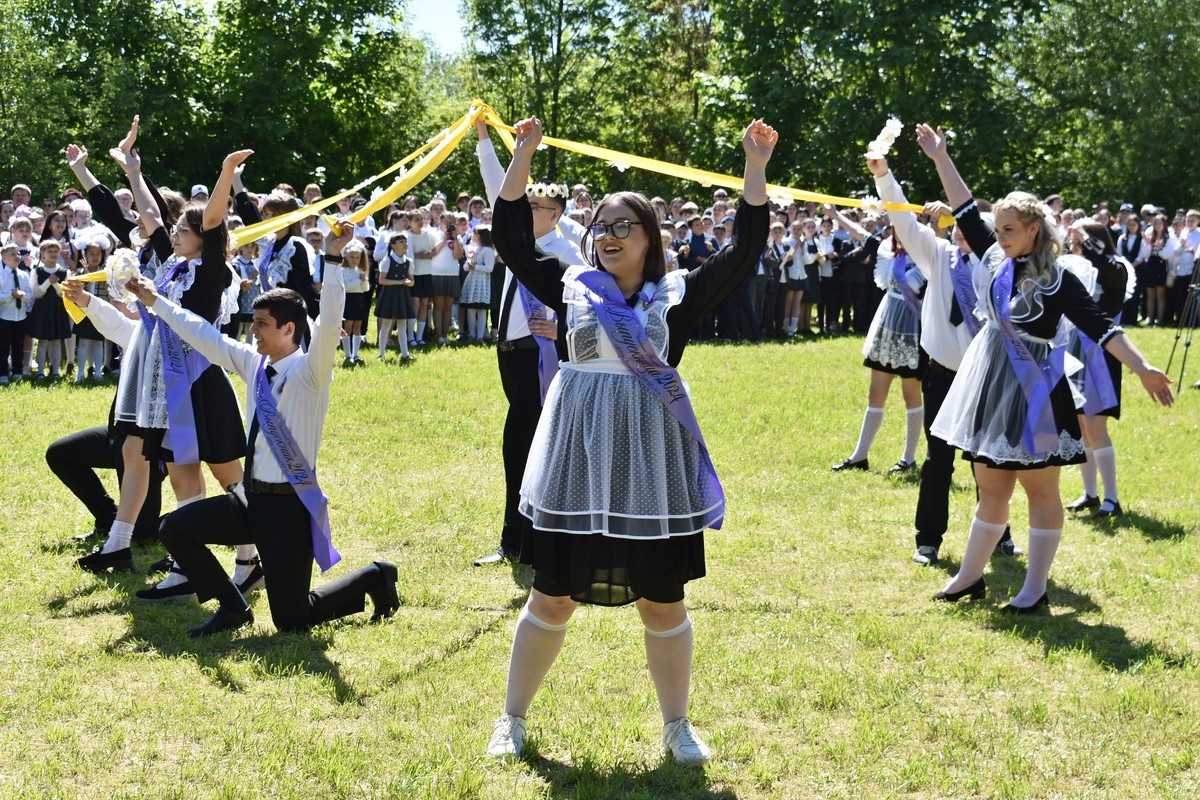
[77, 547, 134, 573]
[1000, 594, 1049, 615]
[1095, 500, 1124, 518]
[1066, 494, 1100, 512]
[933, 578, 986, 603]
[832, 458, 869, 472]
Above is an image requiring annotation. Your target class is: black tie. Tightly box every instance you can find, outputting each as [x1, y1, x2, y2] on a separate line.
[498, 277, 520, 343]
[10, 268, 20, 310]
[949, 294, 963, 327]
[244, 365, 277, 482]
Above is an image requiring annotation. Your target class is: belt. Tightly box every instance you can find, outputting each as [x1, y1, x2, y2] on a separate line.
[246, 479, 296, 495]
[928, 359, 957, 379]
[497, 335, 539, 352]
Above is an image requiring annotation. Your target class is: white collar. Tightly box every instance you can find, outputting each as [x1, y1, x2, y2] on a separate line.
[266, 347, 304, 380]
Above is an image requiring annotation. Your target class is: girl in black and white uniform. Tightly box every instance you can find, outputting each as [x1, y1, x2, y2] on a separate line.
[917, 123, 1173, 613]
[832, 220, 925, 474]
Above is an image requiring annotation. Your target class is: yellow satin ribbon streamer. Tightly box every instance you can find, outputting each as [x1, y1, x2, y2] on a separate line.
[478, 105, 953, 227]
[62, 270, 111, 323]
[328, 108, 483, 229]
[230, 122, 460, 248]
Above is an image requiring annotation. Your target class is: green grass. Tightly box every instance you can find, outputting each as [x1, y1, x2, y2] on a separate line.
[1, 330, 1198, 799]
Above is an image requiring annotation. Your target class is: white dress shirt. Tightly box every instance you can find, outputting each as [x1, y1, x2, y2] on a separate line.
[476, 138, 587, 341]
[0, 265, 33, 322]
[1176, 227, 1200, 277]
[877, 170, 985, 371]
[150, 257, 346, 484]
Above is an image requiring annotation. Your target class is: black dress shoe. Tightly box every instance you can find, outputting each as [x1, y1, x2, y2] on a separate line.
[135, 567, 197, 602]
[473, 546, 519, 566]
[147, 555, 174, 575]
[831, 458, 869, 472]
[188, 605, 254, 637]
[77, 546, 134, 573]
[370, 560, 400, 621]
[1095, 500, 1124, 518]
[1000, 593, 1049, 614]
[888, 459, 917, 474]
[1066, 494, 1100, 512]
[933, 578, 986, 603]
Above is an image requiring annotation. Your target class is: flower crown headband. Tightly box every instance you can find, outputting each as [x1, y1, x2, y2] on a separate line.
[526, 183, 569, 199]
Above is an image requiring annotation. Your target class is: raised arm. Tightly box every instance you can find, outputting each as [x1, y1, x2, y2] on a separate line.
[869, 158, 941, 278]
[476, 119, 505, 208]
[305, 219, 351, 389]
[916, 124, 971, 210]
[207, 150, 254, 233]
[673, 121, 776, 323]
[65, 144, 101, 192]
[824, 203, 866, 241]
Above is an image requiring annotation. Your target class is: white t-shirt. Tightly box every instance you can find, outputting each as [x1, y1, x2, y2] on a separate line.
[430, 229, 460, 277]
[408, 229, 437, 276]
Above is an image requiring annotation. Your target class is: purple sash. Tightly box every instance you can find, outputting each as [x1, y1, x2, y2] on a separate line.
[950, 250, 983, 337]
[574, 269, 724, 528]
[891, 253, 921, 316]
[252, 356, 340, 572]
[137, 260, 209, 465]
[515, 280, 559, 404]
[992, 259, 1067, 459]
[258, 239, 281, 291]
[1079, 312, 1120, 415]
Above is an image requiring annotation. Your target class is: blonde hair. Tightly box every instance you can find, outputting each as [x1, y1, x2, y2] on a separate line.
[992, 191, 1062, 285]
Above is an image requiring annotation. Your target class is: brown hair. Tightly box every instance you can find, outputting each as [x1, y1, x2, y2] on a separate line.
[261, 192, 303, 238]
[586, 191, 665, 284]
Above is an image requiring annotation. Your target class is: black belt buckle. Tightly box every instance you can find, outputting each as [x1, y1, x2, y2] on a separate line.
[498, 336, 537, 352]
[247, 479, 295, 495]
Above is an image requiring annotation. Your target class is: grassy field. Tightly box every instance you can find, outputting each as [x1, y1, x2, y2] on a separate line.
[1, 329, 1198, 799]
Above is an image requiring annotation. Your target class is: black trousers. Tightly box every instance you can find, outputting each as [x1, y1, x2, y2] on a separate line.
[0, 318, 23, 378]
[45, 425, 164, 539]
[914, 360, 1012, 549]
[159, 490, 385, 632]
[497, 346, 543, 553]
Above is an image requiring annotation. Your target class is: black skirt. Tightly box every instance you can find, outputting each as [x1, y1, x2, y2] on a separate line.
[375, 285, 413, 319]
[342, 292, 368, 322]
[1142, 257, 1168, 288]
[143, 364, 246, 465]
[523, 528, 706, 606]
[74, 316, 105, 341]
[31, 290, 74, 340]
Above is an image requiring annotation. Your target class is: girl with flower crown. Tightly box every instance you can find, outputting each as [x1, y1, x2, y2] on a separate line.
[483, 115, 776, 766]
[915, 124, 1173, 613]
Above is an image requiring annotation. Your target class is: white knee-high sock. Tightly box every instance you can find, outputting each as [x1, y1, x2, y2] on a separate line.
[65, 335, 76, 366]
[232, 543, 259, 583]
[417, 320, 427, 340]
[398, 328, 410, 357]
[942, 516, 1008, 593]
[158, 494, 205, 588]
[101, 520, 135, 554]
[1010, 527, 1062, 607]
[645, 616, 694, 723]
[1093, 446, 1118, 503]
[407, 318, 417, 340]
[849, 407, 885, 462]
[377, 320, 393, 355]
[1079, 447, 1098, 497]
[903, 406, 924, 463]
[503, 604, 568, 718]
[339, 332, 348, 354]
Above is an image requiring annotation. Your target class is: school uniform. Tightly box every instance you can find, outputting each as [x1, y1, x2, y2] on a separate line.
[154, 259, 395, 632]
[375, 255, 414, 319]
[931, 201, 1119, 469]
[862, 239, 927, 378]
[493, 194, 769, 605]
[0, 264, 33, 379]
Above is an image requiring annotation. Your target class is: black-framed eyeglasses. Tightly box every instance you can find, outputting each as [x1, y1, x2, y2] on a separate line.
[588, 220, 643, 240]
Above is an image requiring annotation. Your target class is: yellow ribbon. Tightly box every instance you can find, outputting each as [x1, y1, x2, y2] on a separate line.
[478, 105, 953, 227]
[61, 270, 110, 323]
[230, 121, 463, 248]
[327, 107, 484, 229]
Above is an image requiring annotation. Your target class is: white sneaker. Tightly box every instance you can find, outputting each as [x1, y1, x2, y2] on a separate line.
[486, 713, 526, 760]
[662, 717, 711, 765]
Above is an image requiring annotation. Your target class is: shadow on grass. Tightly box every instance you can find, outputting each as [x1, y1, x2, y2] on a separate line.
[1076, 508, 1193, 542]
[980, 560, 1194, 671]
[529, 755, 734, 800]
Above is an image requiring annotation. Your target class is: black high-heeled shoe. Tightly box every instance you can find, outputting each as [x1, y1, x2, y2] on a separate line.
[1000, 594, 1049, 614]
[932, 577, 986, 603]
